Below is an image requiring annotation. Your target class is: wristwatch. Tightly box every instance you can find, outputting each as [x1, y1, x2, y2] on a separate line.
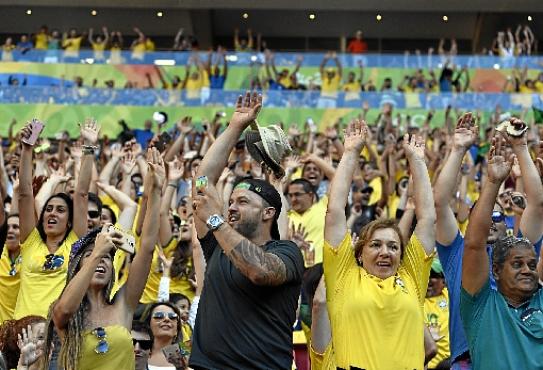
[206, 214, 225, 231]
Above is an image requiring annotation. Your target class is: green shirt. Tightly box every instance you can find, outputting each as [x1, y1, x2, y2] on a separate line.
[460, 281, 543, 370]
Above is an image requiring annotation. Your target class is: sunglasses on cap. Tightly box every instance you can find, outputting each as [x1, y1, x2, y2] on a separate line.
[43, 254, 64, 271]
[88, 210, 101, 219]
[491, 211, 505, 224]
[92, 327, 109, 354]
[152, 311, 179, 321]
[132, 338, 152, 351]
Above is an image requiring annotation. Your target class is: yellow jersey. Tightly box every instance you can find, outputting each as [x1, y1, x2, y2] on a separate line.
[140, 238, 195, 304]
[185, 76, 203, 100]
[424, 288, 451, 369]
[278, 75, 292, 89]
[309, 343, 336, 370]
[519, 85, 535, 94]
[14, 228, 79, 319]
[535, 80, 543, 93]
[0, 247, 21, 323]
[91, 42, 106, 52]
[323, 232, 433, 370]
[145, 39, 155, 52]
[62, 36, 82, 52]
[35, 33, 49, 49]
[321, 74, 341, 98]
[288, 196, 328, 266]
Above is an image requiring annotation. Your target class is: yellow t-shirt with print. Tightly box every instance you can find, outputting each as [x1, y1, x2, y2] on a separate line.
[323, 232, 433, 370]
[140, 238, 195, 304]
[35, 33, 48, 49]
[309, 343, 336, 370]
[14, 228, 79, 319]
[0, 247, 22, 323]
[424, 288, 451, 369]
[321, 74, 341, 98]
[288, 196, 328, 266]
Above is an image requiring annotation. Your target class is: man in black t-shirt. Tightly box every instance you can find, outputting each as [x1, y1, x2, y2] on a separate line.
[189, 92, 304, 370]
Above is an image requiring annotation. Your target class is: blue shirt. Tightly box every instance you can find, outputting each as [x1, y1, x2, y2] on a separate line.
[437, 231, 542, 364]
[460, 281, 543, 370]
[210, 75, 226, 89]
[133, 129, 153, 149]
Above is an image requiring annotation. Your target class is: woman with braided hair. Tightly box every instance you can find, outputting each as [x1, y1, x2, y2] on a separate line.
[41, 147, 164, 370]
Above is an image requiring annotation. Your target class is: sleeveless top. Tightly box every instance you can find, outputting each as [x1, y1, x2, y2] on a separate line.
[78, 325, 135, 370]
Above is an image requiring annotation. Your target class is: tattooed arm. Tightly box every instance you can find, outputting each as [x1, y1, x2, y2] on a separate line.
[212, 224, 289, 286]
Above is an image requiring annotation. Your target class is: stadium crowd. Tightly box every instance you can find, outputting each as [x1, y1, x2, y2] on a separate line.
[0, 90, 540, 370]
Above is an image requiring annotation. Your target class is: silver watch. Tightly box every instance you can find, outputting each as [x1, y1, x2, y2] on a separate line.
[206, 214, 225, 231]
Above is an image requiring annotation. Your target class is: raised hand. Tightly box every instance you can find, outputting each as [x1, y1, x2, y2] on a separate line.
[17, 324, 45, 367]
[324, 126, 339, 140]
[288, 222, 313, 265]
[176, 116, 193, 134]
[71, 140, 83, 159]
[147, 147, 166, 188]
[167, 157, 184, 181]
[229, 91, 262, 130]
[284, 155, 301, 172]
[80, 117, 100, 145]
[156, 245, 173, 273]
[487, 137, 513, 184]
[343, 119, 368, 153]
[121, 151, 136, 175]
[503, 117, 528, 148]
[453, 112, 478, 150]
[402, 134, 425, 161]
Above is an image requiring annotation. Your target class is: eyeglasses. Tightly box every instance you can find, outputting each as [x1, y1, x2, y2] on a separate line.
[92, 327, 109, 354]
[287, 192, 309, 198]
[360, 187, 373, 194]
[88, 210, 101, 219]
[491, 211, 505, 224]
[132, 338, 153, 351]
[42, 254, 64, 271]
[152, 311, 178, 321]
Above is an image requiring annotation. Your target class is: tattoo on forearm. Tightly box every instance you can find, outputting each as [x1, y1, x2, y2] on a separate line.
[227, 239, 287, 286]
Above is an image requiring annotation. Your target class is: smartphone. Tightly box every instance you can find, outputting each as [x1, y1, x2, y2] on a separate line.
[22, 119, 45, 146]
[107, 225, 136, 254]
[155, 131, 172, 152]
[195, 176, 208, 191]
[162, 343, 182, 361]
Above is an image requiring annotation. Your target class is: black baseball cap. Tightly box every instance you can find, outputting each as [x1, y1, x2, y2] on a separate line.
[234, 178, 282, 240]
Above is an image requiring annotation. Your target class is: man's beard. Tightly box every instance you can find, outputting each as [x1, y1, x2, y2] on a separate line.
[234, 217, 260, 240]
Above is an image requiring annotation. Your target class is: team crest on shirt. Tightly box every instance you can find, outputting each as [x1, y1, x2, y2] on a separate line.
[395, 276, 408, 293]
[438, 299, 448, 309]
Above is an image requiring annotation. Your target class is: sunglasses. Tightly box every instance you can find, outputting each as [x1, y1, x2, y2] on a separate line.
[92, 327, 109, 354]
[491, 211, 505, 224]
[88, 210, 101, 219]
[42, 254, 64, 271]
[152, 311, 179, 321]
[360, 187, 373, 194]
[132, 338, 153, 351]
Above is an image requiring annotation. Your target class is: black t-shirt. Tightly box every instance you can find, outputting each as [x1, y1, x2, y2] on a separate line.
[189, 231, 304, 370]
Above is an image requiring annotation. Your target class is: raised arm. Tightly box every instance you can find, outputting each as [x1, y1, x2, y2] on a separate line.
[433, 113, 478, 245]
[463, 137, 512, 295]
[319, 54, 329, 76]
[325, 119, 368, 247]
[192, 182, 289, 286]
[507, 118, 543, 243]
[18, 124, 38, 242]
[52, 227, 122, 331]
[332, 52, 342, 79]
[88, 28, 94, 45]
[95, 182, 137, 231]
[124, 148, 164, 310]
[402, 134, 436, 254]
[164, 117, 192, 162]
[73, 119, 100, 237]
[194, 92, 261, 236]
[159, 158, 183, 246]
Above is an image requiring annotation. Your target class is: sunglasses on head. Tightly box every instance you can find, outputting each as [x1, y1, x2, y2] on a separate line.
[491, 211, 505, 224]
[42, 254, 64, 271]
[88, 210, 101, 219]
[132, 338, 152, 351]
[152, 311, 178, 321]
[92, 327, 109, 354]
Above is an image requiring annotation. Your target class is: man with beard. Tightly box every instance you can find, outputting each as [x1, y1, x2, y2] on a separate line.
[189, 92, 304, 370]
[433, 114, 543, 370]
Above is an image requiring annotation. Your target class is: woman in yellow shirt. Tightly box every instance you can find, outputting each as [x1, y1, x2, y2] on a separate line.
[0, 215, 22, 323]
[42, 148, 163, 370]
[15, 121, 95, 320]
[323, 119, 436, 370]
